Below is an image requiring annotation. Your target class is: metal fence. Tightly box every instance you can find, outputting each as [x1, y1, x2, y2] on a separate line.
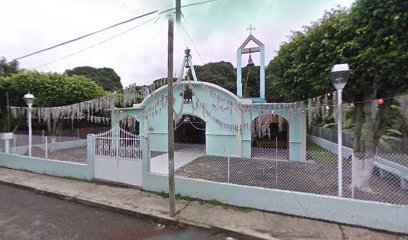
[94, 128, 142, 159]
[310, 127, 407, 153]
[351, 152, 408, 205]
[148, 144, 408, 206]
[0, 134, 87, 163]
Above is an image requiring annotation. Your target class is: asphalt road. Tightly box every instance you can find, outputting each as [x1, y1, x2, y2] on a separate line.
[0, 184, 232, 240]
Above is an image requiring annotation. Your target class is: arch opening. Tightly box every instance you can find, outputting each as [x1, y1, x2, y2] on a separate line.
[251, 114, 289, 159]
[174, 115, 206, 152]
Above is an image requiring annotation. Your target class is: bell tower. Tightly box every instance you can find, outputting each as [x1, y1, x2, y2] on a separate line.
[236, 25, 265, 103]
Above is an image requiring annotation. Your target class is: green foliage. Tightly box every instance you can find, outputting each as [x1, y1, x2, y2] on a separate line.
[266, 8, 351, 101]
[348, 0, 408, 99]
[190, 61, 236, 93]
[0, 57, 20, 77]
[65, 66, 123, 92]
[267, 0, 408, 101]
[0, 71, 106, 107]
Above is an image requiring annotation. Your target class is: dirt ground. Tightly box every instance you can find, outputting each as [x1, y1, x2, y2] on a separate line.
[31, 146, 87, 163]
[175, 155, 408, 206]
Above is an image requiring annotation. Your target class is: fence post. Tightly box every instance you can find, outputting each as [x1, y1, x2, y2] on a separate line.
[87, 134, 95, 179]
[141, 137, 150, 187]
[227, 153, 230, 183]
[13, 135, 16, 153]
[45, 136, 48, 159]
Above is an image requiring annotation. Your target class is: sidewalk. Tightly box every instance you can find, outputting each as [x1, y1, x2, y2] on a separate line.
[0, 167, 406, 240]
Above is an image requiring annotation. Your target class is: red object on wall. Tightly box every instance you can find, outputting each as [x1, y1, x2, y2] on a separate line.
[377, 98, 384, 105]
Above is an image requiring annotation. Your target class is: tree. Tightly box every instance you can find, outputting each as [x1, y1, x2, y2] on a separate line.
[266, 8, 351, 102]
[347, 0, 408, 154]
[190, 61, 236, 93]
[0, 57, 19, 77]
[266, 0, 408, 154]
[65, 66, 123, 92]
[0, 71, 106, 132]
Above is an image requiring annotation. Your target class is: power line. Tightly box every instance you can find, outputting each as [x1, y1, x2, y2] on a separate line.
[159, 0, 216, 15]
[14, 0, 218, 62]
[14, 10, 158, 61]
[35, 16, 161, 69]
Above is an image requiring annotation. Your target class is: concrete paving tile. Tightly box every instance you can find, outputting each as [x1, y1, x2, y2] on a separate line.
[340, 225, 404, 240]
[203, 205, 234, 227]
[77, 184, 139, 205]
[224, 209, 252, 229]
[0, 168, 41, 182]
[265, 214, 326, 239]
[177, 202, 210, 225]
[124, 194, 188, 217]
[21, 177, 94, 197]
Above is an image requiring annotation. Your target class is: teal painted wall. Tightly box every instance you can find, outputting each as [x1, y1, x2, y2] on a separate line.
[0, 136, 95, 180]
[115, 81, 306, 161]
[143, 172, 408, 234]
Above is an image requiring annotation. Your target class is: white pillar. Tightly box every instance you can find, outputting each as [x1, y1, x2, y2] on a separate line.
[237, 49, 242, 98]
[337, 89, 343, 197]
[28, 105, 32, 157]
[260, 45, 265, 99]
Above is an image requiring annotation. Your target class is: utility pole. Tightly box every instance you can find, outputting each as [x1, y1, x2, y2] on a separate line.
[167, 15, 176, 217]
[176, 0, 181, 22]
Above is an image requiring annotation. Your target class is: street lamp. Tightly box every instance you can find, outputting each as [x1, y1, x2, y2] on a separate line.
[330, 64, 350, 198]
[23, 93, 35, 157]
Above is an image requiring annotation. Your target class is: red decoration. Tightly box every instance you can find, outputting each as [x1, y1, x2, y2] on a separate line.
[377, 98, 384, 105]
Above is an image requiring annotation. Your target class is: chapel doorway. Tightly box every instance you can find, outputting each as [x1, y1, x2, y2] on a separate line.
[174, 115, 206, 152]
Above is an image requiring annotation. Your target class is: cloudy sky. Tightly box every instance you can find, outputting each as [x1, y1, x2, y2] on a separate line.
[1, 0, 354, 87]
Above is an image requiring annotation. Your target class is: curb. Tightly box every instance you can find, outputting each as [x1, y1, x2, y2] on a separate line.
[0, 179, 266, 240]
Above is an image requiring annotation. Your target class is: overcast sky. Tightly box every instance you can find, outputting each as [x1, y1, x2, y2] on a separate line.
[1, 0, 354, 88]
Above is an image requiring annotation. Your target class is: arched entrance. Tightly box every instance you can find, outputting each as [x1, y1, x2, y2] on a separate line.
[174, 114, 206, 152]
[251, 114, 289, 159]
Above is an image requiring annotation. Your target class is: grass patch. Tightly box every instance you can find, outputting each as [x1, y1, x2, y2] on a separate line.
[307, 141, 327, 151]
[151, 191, 250, 212]
[307, 140, 350, 165]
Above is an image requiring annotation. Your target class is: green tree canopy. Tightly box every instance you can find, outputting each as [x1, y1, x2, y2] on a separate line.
[266, 0, 408, 153]
[190, 61, 236, 93]
[0, 71, 106, 108]
[266, 0, 408, 102]
[0, 57, 20, 77]
[65, 66, 123, 92]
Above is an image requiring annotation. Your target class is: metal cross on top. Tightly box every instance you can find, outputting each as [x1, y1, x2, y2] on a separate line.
[247, 24, 255, 34]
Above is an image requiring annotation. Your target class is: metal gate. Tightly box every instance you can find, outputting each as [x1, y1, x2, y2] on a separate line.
[94, 128, 142, 186]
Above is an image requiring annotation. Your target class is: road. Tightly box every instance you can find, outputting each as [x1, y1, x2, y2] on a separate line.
[0, 184, 234, 240]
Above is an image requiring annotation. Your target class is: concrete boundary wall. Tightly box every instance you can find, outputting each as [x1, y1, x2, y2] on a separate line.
[0, 137, 94, 180]
[0, 152, 92, 180]
[309, 135, 354, 158]
[142, 172, 408, 234]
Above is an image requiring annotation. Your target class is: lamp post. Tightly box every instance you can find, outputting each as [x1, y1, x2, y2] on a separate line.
[330, 64, 350, 198]
[23, 93, 35, 157]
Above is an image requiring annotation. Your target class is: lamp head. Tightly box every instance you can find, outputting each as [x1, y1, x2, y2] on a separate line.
[184, 48, 190, 56]
[330, 63, 350, 90]
[23, 93, 35, 107]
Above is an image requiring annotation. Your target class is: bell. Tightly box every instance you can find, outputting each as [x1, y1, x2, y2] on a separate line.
[247, 54, 254, 67]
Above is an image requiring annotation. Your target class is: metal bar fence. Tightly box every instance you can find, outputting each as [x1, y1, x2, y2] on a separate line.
[148, 143, 407, 206]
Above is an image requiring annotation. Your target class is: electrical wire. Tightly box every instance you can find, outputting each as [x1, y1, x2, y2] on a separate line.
[35, 15, 161, 69]
[14, 10, 158, 61]
[14, 0, 218, 62]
